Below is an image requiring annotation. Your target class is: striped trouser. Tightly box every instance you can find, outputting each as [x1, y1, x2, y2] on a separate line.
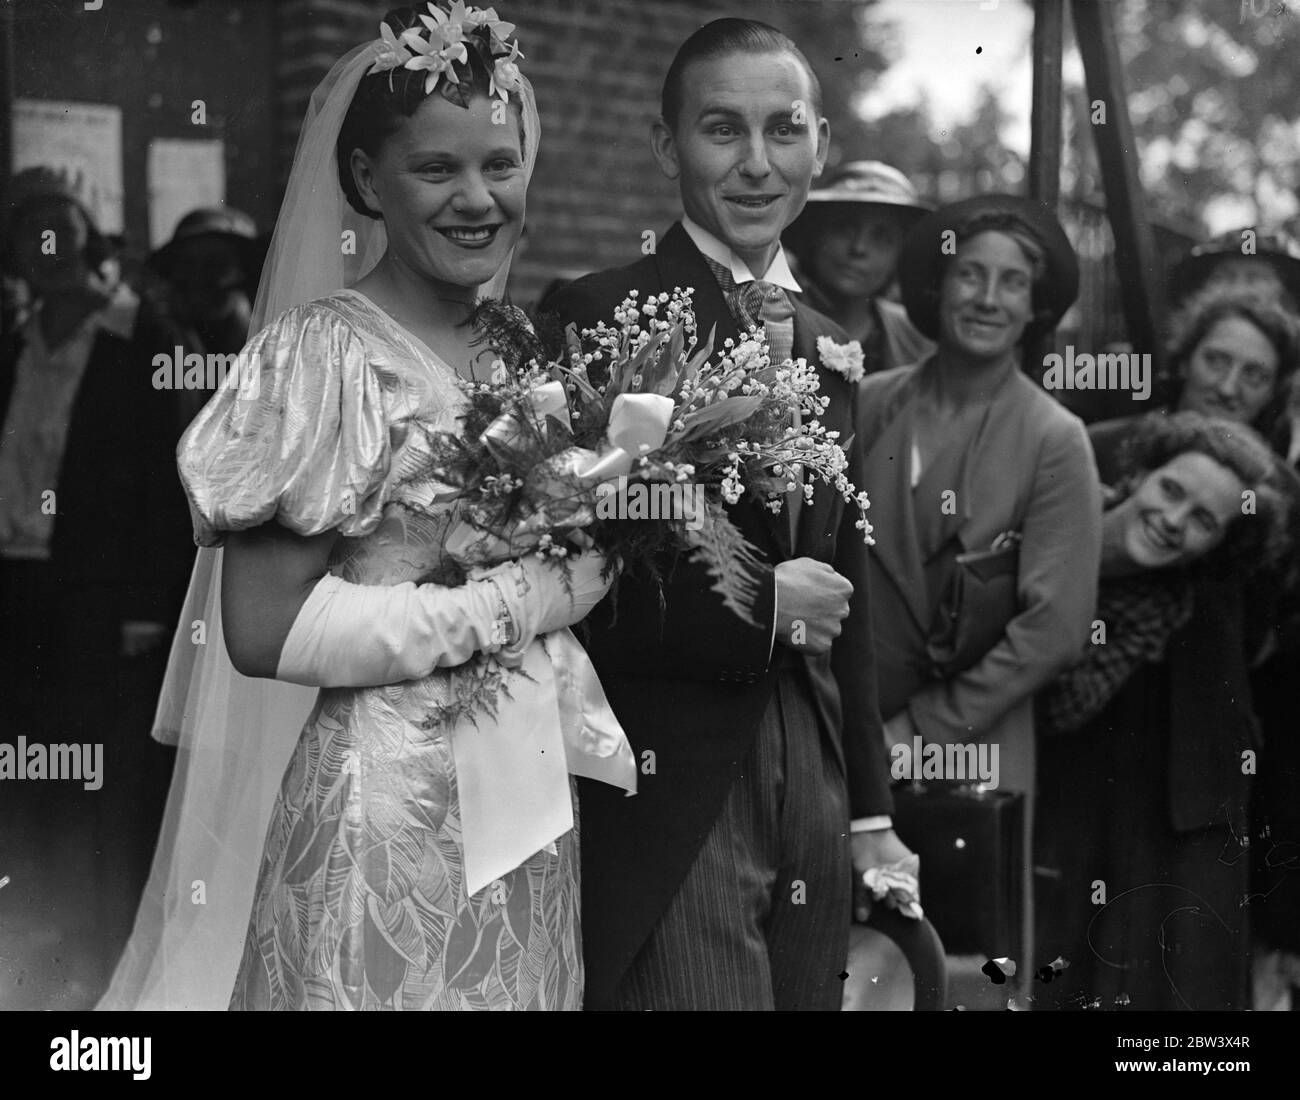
[612, 671, 851, 1010]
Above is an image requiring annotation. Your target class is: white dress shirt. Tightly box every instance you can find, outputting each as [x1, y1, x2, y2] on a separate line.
[681, 215, 803, 292]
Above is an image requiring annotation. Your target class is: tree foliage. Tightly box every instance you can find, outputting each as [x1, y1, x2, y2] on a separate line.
[1059, 0, 1297, 234]
[822, 0, 1297, 235]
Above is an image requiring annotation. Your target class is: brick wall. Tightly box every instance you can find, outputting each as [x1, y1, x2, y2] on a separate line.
[11, 0, 277, 252]
[271, 0, 873, 307]
[272, 0, 378, 188]
[9, 0, 872, 305]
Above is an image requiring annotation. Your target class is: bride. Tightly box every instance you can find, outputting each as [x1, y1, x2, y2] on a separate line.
[100, 3, 635, 1011]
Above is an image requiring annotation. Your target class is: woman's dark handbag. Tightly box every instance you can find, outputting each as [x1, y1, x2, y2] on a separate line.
[891, 782, 1025, 959]
[926, 531, 1022, 679]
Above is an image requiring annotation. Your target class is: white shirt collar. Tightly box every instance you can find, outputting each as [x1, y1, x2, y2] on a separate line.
[681, 215, 801, 293]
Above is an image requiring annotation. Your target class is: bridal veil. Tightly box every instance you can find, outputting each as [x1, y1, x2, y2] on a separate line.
[99, 36, 541, 1009]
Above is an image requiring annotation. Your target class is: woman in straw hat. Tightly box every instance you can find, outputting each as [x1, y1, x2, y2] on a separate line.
[784, 160, 935, 373]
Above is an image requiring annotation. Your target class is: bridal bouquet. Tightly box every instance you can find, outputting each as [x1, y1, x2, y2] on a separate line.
[400, 288, 873, 624]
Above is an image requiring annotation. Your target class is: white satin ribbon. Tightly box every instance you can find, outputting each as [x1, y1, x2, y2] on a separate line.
[577, 393, 675, 481]
[446, 389, 677, 893]
[452, 627, 635, 897]
[481, 379, 572, 459]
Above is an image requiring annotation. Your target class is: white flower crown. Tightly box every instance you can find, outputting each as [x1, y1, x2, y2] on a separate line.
[368, 2, 524, 106]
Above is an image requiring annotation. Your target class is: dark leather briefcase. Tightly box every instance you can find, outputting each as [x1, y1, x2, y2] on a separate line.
[891, 783, 1025, 960]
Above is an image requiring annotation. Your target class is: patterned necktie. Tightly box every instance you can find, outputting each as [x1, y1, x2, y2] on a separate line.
[701, 256, 803, 542]
[702, 256, 794, 360]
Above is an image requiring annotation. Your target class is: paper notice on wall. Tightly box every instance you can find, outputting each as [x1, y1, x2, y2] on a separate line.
[146, 139, 227, 248]
[12, 99, 125, 234]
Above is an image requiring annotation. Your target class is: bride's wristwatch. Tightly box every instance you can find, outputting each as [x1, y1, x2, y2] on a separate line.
[485, 576, 519, 649]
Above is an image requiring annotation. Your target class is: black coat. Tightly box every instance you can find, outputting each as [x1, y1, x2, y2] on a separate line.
[0, 307, 191, 982]
[0, 308, 193, 630]
[1033, 414, 1261, 1009]
[543, 222, 892, 1007]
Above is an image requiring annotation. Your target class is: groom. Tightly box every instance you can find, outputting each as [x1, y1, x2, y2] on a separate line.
[547, 18, 907, 1010]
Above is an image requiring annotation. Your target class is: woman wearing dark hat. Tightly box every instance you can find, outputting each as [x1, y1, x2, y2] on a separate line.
[1169, 227, 1300, 314]
[784, 161, 935, 373]
[0, 167, 190, 1001]
[852, 194, 1102, 978]
[145, 207, 266, 429]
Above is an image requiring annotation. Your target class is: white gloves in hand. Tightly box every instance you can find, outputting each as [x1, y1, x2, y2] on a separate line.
[275, 549, 613, 689]
[480, 549, 613, 662]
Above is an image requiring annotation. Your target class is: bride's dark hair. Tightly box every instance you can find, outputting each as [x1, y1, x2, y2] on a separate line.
[336, 4, 524, 220]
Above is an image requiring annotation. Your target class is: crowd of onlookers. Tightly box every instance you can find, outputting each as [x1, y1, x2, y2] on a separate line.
[3, 154, 1299, 1010]
[0, 166, 266, 1001]
[783, 162, 1300, 1011]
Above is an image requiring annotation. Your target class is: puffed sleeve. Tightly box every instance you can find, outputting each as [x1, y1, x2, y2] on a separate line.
[178, 301, 391, 545]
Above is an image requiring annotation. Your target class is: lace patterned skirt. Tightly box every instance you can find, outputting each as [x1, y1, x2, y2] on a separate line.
[228, 684, 582, 1010]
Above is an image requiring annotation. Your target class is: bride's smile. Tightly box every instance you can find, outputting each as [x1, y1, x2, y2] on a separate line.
[350, 90, 526, 293]
[437, 223, 503, 246]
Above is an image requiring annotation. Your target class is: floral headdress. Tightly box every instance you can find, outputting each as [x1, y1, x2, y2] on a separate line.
[368, 2, 524, 106]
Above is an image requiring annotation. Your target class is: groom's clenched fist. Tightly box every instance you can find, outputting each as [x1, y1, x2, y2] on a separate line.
[774, 558, 853, 654]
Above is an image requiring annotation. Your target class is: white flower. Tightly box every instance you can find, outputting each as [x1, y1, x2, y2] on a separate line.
[862, 854, 923, 919]
[404, 33, 470, 94]
[490, 41, 524, 100]
[368, 22, 415, 73]
[421, 1, 471, 45]
[816, 336, 866, 383]
[465, 5, 517, 45]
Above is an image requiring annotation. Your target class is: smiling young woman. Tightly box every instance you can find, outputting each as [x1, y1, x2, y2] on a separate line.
[100, 3, 633, 1013]
[1104, 451, 1249, 573]
[1035, 411, 1291, 1011]
[338, 47, 527, 379]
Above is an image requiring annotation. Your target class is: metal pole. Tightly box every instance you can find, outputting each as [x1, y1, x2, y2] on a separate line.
[1072, 0, 1166, 361]
[1028, 0, 1064, 210]
[1024, 0, 1065, 376]
[0, 0, 16, 215]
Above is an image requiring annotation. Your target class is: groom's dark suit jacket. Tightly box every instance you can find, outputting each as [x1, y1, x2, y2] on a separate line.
[545, 223, 892, 1008]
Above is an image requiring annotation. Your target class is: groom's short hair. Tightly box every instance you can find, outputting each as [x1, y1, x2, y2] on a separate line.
[661, 18, 823, 133]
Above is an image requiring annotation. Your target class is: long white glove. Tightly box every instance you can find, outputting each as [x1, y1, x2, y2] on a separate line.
[275, 550, 612, 688]
[490, 552, 612, 663]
